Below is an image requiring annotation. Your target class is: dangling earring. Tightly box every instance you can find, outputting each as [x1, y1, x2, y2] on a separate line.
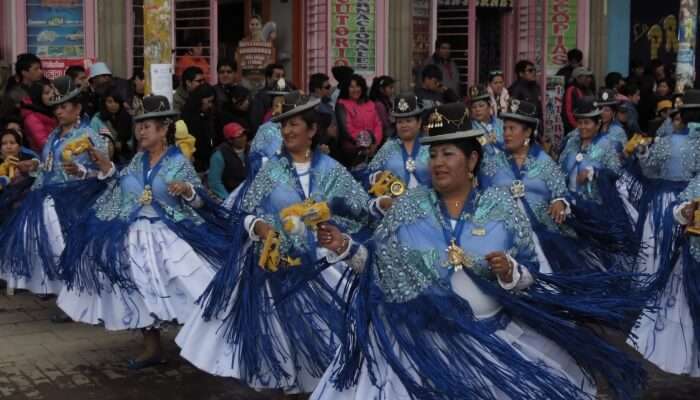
[305, 148, 311, 161]
[524, 138, 530, 146]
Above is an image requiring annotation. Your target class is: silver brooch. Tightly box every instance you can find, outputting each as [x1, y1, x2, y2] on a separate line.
[405, 158, 416, 173]
[510, 180, 526, 199]
[575, 153, 584, 162]
[602, 92, 609, 101]
[510, 99, 520, 113]
[398, 98, 409, 112]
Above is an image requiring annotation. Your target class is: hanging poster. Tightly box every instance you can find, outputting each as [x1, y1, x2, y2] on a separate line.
[630, 1, 680, 68]
[544, 75, 565, 156]
[41, 58, 93, 80]
[331, 0, 377, 75]
[26, 0, 85, 59]
[143, 0, 173, 96]
[546, 0, 577, 75]
[676, 0, 697, 91]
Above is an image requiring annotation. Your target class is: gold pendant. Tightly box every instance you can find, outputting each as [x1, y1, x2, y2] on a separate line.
[139, 185, 153, 205]
[445, 239, 474, 271]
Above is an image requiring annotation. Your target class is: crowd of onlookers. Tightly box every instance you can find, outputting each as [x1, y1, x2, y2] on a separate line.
[0, 43, 685, 201]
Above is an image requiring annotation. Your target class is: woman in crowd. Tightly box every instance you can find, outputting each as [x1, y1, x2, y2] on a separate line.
[176, 92, 369, 396]
[90, 85, 134, 164]
[596, 89, 628, 154]
[58, 95, 231, 369]
[366, 94, 430, 216]
[335, 74, 383, 172]
[558, 98, 638, 258]
[369, 75, 395, 139]
[487, 69, 510, 117]
[21, 79, 57, 152]
[182, 83, 218, 173]
[469, 85, 505, 148]
[0, 129, 38, 223]
[0, 76, 109, 296]
[311, 102, 644, 400]
[627, 90, 700, 375]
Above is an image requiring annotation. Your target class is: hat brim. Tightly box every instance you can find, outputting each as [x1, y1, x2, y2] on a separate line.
[48, 89, 82, 107]
[595, 101, 619, 107]
[574, 110, 602, 119]
[271, 98, 321, 123]
[267, 90, 291, 96]
[499, 112, 539, 126]
[469, 94, 491, 103]
[420, 129, 484, 144]
[670, 108, 681, 116]
[679, 103, 700, 109]
[133, 110, 179, 122]
[392, 107, 424, 118]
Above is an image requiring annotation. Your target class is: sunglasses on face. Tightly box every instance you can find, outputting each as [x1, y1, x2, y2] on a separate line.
[525, 68, 535, 73]
[219, 69, 234, 74]
[323, 85, 332, 90]
[195, 78, 206, 83]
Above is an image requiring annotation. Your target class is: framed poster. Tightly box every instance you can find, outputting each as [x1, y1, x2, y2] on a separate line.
[26, 0, 86, 59]
[331, 0, 377, 76]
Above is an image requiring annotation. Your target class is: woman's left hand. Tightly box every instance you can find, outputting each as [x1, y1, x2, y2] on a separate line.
[168, 181, 193, 199]
[63, 161, 83, 177]
[12, 159, 38, 174]
[317, 223, 348, 254]
[485, 252, 513, 283]
[548, 200, 568, 224]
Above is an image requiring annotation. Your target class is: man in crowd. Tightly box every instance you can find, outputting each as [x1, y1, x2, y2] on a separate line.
[249, 63, 294, 134]
[508, 60, 543, 124]
[2, 53, 43, 115]
[415, 64, 459, 108]
[423, 40, 462, 96]
[556, 48, 583, 86]
[562, 67, 594, 132]
[214, 59, 240, 113]
[309, 72, 337, 152]
[173, 66, 206, 113]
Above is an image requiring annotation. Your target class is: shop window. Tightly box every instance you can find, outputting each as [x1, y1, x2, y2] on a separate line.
[174, 0, 213, 81]
[476, 7, 501, 83]
[436, 1, 470, 96]
[131, 0, 144, 75]
[304, 0, 328, 78]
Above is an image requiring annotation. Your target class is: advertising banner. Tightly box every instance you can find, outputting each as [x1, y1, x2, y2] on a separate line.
[27, 0, 85, 59]
[545, 75, 566, 156]
[331, 0, 377, 75]
[143, 0, 173, 96]
[546, 0, 577, 75]
[676, 0, 697, 91]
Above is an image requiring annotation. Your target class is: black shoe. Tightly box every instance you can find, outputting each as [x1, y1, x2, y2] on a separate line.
[127, 356, 167, 370]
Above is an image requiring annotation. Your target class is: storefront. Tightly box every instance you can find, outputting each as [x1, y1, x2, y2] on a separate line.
[1, 0, 97, 79]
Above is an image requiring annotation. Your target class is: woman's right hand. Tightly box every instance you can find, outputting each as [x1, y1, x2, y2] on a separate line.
[12, 159, 39, 174]
[681, 202, 697, 224]
[88, 148, 112, 174]
[253, 220, 274, 240]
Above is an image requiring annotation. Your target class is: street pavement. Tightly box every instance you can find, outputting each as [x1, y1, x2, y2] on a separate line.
[1, 291, 699, 400]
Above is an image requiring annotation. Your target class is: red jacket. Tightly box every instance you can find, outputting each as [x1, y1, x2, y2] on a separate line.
[21, 107, 57, 152]
[563, 86, 584, 130]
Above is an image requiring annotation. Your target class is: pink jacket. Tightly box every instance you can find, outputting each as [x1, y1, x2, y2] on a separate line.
[337, 98, 383, 144]
[21, 108, 57, 152]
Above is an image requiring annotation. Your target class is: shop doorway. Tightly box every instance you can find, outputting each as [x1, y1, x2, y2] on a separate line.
[476, 7, 502, 84]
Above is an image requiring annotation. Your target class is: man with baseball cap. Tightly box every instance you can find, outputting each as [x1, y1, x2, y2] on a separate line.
[208, 121, 248, 199]
[562, 66, 594, 133]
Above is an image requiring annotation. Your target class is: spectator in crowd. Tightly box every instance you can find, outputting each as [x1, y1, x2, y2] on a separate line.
[556, 48, 583, 86]
[90, 85, 134, 164]
[127, 69, 145, 116]
[84, 62, 130, 119]
[309, 72, 337, 151]
[487, 69, 510, 117]
[20, 79, 57, 152]
[176, 41, 210, 81]
[605, 72, 626, 93]
[369, 75, 396, 139]
[65, 65, 88, 91]
[655, 78, 673, 100]
[5, 53, 43, 108]
[330, 65, 354, 108]
[249, 63, 292, 134]
[508, 60, 543, 123]
[208, 121, 248, 200]
[1, 115, 24, 138]
[562, 67, 594, 132]
[214, 59, 238, 113]
[415, 64, 459, 107]
[617, 82, 642, 136]
[173, 66, 205, 113]
[220, 85, 251, 137]
[648, 98, 674, 136]
[182, 83, 218, 172]
[335, 74, 383, 171]
[423, 40, 461, 96]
